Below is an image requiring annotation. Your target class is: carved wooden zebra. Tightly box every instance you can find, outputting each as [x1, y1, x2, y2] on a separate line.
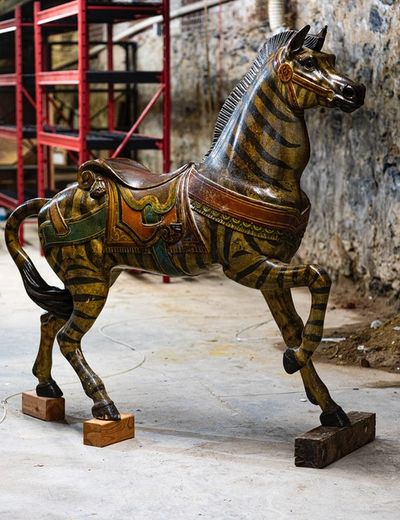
[5, 26, 365, 426]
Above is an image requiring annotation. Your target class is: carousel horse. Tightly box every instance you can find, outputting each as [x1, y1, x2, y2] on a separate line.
[5, 26, 365, 425]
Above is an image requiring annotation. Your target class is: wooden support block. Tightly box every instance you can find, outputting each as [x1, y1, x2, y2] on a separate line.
[83, 413, 135, 447]
[22, 391, 65, 422]
[295, 411, 376, 469]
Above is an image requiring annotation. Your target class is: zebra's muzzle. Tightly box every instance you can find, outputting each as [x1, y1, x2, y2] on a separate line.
[332, 82, 366, 112]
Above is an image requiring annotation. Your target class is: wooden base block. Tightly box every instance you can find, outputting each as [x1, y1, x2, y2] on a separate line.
[295, 411, 376, 468]
[83, 413, 135, 447]
[22, 391, 65, 422]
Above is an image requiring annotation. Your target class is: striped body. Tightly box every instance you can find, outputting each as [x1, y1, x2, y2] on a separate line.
[37, 180, 215, 280]
[5, 26, 365, 425]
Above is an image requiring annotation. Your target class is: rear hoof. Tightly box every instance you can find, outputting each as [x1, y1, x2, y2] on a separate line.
[283, 348, 303, 374]
[36, 380, 63, 398]
[92, 401, 121, 421]
[320, 407, 351, 427]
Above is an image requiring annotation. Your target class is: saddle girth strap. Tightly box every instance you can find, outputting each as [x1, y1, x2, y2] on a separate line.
[188, 169, 310, 240]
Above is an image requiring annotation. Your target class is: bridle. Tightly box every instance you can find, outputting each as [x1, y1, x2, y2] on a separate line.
[274, 48, 335, 110]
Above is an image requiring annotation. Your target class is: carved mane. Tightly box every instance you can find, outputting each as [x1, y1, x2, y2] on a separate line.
[205, 30, 325, 157]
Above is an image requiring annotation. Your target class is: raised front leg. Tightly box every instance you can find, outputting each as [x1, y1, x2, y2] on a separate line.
[263, 289, 350, 427]
[224, 255, 331, 372]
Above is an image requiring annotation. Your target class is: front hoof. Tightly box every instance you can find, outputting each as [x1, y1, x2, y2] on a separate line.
[320, 407, 351, 427]
[283, 348, 303, 374]
[92, 401, 121, 421]
[36, 380, 63, 398]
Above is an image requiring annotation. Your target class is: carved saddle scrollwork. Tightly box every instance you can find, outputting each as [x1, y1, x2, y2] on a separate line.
[77, 158, 207, 256]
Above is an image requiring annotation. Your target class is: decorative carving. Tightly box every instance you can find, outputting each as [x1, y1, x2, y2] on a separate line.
[77, 169, 95, 190]
[5, 27, 366, 436]
[159, 223, 183, 244]
[190, 200, 298, 244]
[90, 177, 106, 199]
[278, 63, 293, 83]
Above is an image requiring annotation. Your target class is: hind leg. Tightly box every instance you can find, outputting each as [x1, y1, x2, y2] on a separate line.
[33, 312, 66, 398]
[57, 279, 120, 421]
[263, 289, 350, 427]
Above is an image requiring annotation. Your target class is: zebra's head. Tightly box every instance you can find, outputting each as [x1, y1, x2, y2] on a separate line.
[274, 25, 365, 113]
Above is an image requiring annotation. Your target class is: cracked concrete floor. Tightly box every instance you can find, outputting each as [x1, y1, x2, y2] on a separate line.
[0, 222, 399, 520]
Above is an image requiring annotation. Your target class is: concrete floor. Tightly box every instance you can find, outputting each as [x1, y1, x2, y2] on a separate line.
[1, 222, 399, 520]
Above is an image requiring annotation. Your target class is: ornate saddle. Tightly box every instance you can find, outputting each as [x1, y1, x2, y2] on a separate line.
[78, 158, 190, 191]
[76, 159, 207, 262]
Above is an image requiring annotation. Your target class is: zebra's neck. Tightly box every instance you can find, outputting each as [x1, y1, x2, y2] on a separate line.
[199, 61, 310, 205]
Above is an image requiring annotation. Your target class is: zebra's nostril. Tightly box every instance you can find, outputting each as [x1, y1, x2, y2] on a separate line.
[343, 85, 356, 100]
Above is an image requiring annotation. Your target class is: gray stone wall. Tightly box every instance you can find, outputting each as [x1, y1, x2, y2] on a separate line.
[293, 0, 400, 298]
[134, 0, 400, 297]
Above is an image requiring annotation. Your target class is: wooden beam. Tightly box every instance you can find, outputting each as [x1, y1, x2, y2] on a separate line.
[295, 411, 376, 468]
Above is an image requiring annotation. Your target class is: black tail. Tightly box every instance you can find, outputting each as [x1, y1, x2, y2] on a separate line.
[5, 199, 73, 320]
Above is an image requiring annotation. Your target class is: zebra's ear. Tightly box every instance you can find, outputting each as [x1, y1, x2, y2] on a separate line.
[284, 25, 310, 58]
[314, 25, 328, 51]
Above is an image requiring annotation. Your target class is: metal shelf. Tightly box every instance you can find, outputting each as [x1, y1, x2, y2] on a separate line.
[0, 17, 16, 34]
[38, 127, 160, 150]
[36, 0, 163, 26]
[34, 0, 171, 199]
[0, 0, 171, 271]
[0, 187, 56, 210]
[36, 70, 162, 85]
[87, 70, 162, 83]
[0, 7, 33, 215]
[0, 124, 37, 139]
[0, 191, 20, 209]
[0, 73, 17, 86]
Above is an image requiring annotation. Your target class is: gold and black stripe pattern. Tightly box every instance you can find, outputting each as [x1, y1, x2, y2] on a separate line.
[5, 26, 364, 427]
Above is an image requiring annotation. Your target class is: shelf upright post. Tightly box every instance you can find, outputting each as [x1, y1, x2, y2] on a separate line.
[15, 6, 24, 206]
[162, 0, 171, 283]
[162, 0, 170, 175]
[34, 1, 45, 199]
[43, 27, 54, 191]
[107, 23, 115, 133]
[78, 0, 89, 164]
[15, 7, 24, 242]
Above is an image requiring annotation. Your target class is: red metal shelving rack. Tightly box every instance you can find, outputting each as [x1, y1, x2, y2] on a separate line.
[0, 1, 171, 279]
[34, 0, 171, 198]
[0, 6, 36, 210]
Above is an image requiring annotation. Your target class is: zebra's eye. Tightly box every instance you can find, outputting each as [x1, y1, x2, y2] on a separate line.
[299, 57, 316, 70]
